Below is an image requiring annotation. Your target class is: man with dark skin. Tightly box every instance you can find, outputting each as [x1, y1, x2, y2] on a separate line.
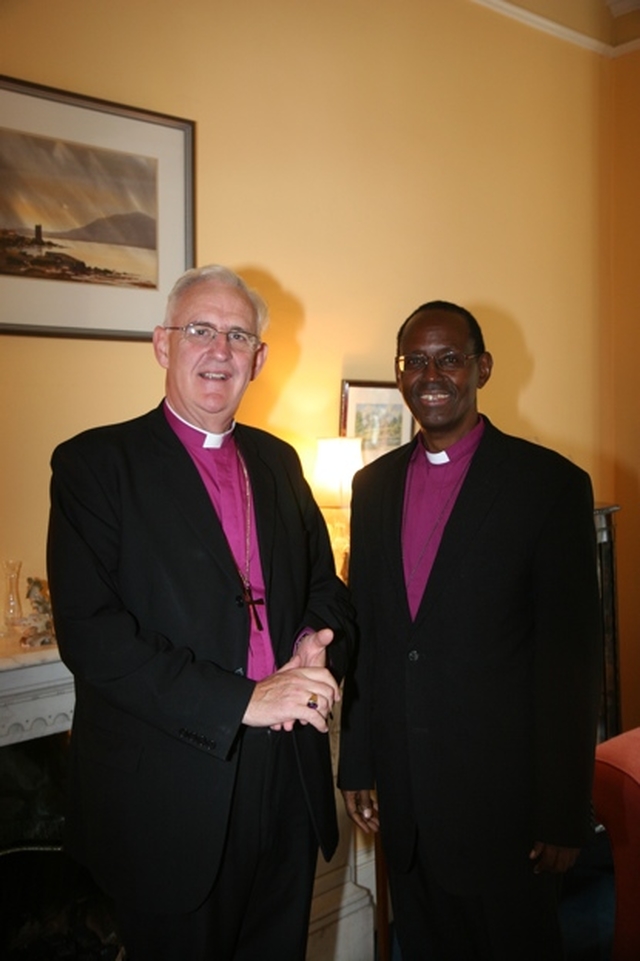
[339, 301, 601, 959]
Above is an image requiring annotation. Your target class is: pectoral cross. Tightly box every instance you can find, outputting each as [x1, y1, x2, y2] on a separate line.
[241, 581, 265, 631]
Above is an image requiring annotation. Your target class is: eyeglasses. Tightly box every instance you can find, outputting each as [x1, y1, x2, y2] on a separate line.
[396, 350, 481, 373]
[165, 323, 261, 353]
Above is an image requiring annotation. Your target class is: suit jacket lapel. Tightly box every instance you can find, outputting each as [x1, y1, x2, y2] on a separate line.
[146, 406, 241, 586]
[377, 441, 418, 624]
[412, 422, 509, 627]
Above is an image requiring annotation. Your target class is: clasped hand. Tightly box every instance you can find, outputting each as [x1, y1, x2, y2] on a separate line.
[242, 629, 339, 733]
[529, 841, 580, 874]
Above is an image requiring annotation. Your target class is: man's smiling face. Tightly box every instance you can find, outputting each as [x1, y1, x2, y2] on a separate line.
[153, 280, 268, 433]
[396, 307, 492, 452]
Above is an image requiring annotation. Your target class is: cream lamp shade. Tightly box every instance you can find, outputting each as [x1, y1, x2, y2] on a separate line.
[312, 437, 364, 509]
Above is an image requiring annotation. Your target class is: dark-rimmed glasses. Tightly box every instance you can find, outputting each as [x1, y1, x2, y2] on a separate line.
[396, 350, 480, 373]
[165, 323, 261, 353]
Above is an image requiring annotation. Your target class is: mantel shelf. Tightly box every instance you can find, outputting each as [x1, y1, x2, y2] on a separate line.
[0, 636, 74, 746]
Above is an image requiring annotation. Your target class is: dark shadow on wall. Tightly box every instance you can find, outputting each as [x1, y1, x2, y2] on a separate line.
[233, 266, 305, 430]
[466, 302, 537, 444]
[469, 301, 596, 475]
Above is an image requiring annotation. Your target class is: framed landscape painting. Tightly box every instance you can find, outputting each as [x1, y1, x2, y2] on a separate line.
[0, 76, 195, 339]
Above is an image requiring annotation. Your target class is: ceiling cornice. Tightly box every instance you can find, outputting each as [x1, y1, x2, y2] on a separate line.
[470, 0, 640, 57]
[605, 0, 640, 16]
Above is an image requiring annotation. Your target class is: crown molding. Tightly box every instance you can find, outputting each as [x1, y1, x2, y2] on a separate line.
[470, 0, 639, 57]
[611, 35, 640, 53]
[605, 0, 640, 16]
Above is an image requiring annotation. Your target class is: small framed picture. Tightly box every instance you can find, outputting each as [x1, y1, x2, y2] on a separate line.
[340, 379, 415, 464]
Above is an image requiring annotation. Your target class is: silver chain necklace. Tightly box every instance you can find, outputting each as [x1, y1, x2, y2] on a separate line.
[235, 450, 265, 630]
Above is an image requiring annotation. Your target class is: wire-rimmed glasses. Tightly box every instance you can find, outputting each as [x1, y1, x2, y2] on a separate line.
[165, 323, 261, 352]
[396, 350, 480, 373]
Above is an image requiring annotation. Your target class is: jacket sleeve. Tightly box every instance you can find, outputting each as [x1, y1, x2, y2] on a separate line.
[531, 468, 602, 846]
[296, 480, 355, 683]
[337, 467, 376, 790]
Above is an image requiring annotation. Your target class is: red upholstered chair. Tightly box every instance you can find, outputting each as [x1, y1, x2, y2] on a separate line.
[592, 727, 640, 961]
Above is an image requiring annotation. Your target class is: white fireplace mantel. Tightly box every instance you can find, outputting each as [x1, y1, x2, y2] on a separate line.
[0, 633, 74, 746]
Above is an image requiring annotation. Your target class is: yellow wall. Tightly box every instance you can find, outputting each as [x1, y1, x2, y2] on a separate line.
[611, 49, 640, 730]
[1, 0, 638, 723]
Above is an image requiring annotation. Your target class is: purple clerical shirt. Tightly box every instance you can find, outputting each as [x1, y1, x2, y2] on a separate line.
[402, 417, 484, 620]
[163, 402, 277, 681]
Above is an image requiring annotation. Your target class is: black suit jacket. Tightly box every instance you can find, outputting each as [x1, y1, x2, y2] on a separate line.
[47, 403, 354, 912]
[338, 419, 601, 894]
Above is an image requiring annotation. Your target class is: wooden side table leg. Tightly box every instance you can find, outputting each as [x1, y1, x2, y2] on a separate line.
[375, 831, 391, 961]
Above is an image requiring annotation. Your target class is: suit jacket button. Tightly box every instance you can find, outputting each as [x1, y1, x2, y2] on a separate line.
[408, 649, 419, 661]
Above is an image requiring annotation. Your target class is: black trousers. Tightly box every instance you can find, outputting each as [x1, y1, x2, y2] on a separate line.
[116, 727, 318, 961]
[387, 835, 564, 961]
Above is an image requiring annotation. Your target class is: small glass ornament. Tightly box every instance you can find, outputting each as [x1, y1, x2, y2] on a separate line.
[4, 559, 24, 627]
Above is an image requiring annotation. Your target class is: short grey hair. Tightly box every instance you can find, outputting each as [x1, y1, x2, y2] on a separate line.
[164, 264, 270, 335]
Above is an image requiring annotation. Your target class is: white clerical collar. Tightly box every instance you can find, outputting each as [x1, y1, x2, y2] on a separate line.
[421, 417, 485, 465]
[425, 448, 450, 465]
[165, 400, 235, 449]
